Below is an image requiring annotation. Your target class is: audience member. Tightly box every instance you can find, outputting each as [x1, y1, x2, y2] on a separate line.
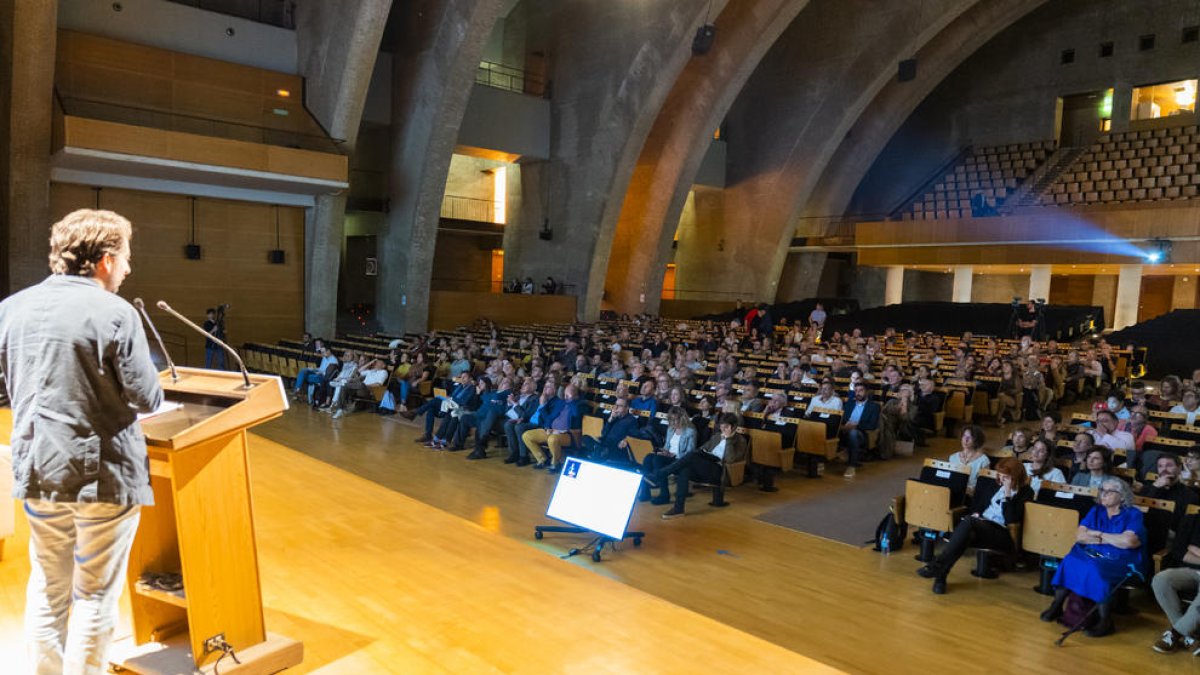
[916, 458, 1032, 594]
[1041, 478, 1146, 638]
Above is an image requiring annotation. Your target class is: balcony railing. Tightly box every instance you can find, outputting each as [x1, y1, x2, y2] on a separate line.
[476, 61, 547, 97]
[56, 94, 344, 154]
[440, 194, 500, 223]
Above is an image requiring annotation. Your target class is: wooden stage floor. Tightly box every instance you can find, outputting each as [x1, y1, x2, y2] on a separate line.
[1, 406, 1197, 673]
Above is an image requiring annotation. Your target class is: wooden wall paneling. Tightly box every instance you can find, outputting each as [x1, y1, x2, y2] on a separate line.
[427, 292, 577, 330]
[56, 30, 325, 138]
[62, 117, 347, 182]
[1138, 276, 1174, 323]
[48, 184, 305, 366]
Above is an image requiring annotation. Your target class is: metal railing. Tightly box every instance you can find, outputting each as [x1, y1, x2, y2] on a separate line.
[476, 61, 547, 97]
[440, 194, 499, 223]
[662, 289, 753, 301]
[57, 94, 344, 154]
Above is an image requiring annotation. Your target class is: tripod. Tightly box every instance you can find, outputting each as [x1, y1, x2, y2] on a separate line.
[533, 525, 644, 562]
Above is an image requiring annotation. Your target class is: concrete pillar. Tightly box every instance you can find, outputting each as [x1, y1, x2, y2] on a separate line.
[376, 0, 511, 334]
[1113, 264, 1143, 330]
[1028, 265, 1051, 302]
[0, 0, 56, 295]
[304, 195, 346, 338]
[1173, 274, 1198, 310]
[885, 266, 904, 305]
[294, 0, 390, 338]
[952, 266, 973, 302]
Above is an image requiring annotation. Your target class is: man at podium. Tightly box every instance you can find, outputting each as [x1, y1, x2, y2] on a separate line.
[0, 209, 164, 674]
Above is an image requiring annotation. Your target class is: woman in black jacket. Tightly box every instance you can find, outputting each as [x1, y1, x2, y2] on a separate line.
[916, 457, 1033, 594]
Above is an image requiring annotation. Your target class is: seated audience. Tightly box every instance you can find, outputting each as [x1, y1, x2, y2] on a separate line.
[805, 379, 843, 439]
[1090, 409, 1135, 455]
[1023, 440, 1066, 494]
[1070, 447, 1117, 490]
[1137, 454, 1200, 532]
[839, 382, 880, 479]
[649, 413, 746, 520]
[1041, 478, 1146, 637]
[1170, 389, 1200, 427]
[293, 347, 337, 403]
[878, 383, 917, 459]
[1118, 406, 1159, 471]
[637, 406, 697, 504]
[1150, 517, 1200, 654]
[583, 396, 640, 464]
[1005, 427, 1033, 462]
[522, 383, 584, 472]
[949, 425, 991, 493]
[916, 458, 1032, 594]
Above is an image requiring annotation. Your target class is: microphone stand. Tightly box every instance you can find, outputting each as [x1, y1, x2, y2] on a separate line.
[133, 298, 179, 383]
[156, 300, 253, 390]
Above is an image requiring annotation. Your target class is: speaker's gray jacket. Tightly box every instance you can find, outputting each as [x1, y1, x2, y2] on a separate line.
[0, 275, 163, 505]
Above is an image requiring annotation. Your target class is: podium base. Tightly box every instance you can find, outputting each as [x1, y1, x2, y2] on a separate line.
[110, 631, 302, 674]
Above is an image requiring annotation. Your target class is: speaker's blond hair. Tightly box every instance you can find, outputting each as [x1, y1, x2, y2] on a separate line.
[48, 209, 132, 276]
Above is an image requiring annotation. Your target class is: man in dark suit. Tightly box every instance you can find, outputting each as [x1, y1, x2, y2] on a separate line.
[502, 377, 544, 466]
[840, 382, 881, 478]
[583, 397, 641, 463]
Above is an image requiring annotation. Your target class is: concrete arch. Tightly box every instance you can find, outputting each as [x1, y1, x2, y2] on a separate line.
[602, 0, 810, 317]
[374, 0, 517, 334]
[800, 0, 1050, 225]
[501, 0, 729, 322]
[676, 0, 979, 306]
[688, 0, 1050, 308]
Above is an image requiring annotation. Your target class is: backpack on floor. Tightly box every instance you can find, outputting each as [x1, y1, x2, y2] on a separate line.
[1060, 591, 1097, 629]
[871, 496, 907, 552]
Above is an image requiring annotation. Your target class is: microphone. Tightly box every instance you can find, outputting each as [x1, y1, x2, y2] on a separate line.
[133, 298, 179, 383]
[156, 300, 252, 390]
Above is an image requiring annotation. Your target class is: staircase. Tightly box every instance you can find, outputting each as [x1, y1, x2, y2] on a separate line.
[1002, 146, 1085, 210]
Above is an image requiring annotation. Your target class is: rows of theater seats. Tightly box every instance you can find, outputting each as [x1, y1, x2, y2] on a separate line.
[241, 322, 1139, 500]
[902, 140, 1055, 221]
[1038, 125, 1200, 205]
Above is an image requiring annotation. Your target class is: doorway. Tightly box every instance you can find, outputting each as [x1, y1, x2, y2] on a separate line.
[1057, 90, 1111, 148]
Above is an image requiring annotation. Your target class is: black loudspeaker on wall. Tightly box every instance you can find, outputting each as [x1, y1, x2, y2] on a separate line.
[184, 244, 202, 260]
[898, 58, 917, 82]
[539, 217, 553, 241]
[693, 24, 716, 55]
[268, 250, 286, 264]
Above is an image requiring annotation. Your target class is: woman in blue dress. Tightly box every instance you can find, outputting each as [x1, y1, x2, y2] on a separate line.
[1040, 477, 1146, 637]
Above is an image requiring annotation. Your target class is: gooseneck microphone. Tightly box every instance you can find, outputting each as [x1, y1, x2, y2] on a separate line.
[156, 300, 252, 389]
[133, 298, 179, 383]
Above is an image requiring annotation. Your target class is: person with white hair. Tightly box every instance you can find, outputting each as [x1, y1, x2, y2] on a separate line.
[1041, 478, 1146, 637]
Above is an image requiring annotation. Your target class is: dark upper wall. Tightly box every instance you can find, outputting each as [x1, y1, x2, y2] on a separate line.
[848, 0, 1200, 216]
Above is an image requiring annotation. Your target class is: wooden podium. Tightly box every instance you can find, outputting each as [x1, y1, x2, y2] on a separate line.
[112, 367, 303, 674]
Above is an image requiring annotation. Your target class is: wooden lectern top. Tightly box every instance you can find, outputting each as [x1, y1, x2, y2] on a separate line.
[140, 367, 289, 450]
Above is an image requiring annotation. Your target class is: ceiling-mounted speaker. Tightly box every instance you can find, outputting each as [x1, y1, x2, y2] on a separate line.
[692, 24, 716, 55]
[898, 59, 917, 82]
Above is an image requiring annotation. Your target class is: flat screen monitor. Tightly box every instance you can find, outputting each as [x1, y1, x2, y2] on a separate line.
[545, 458, 642, 540]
